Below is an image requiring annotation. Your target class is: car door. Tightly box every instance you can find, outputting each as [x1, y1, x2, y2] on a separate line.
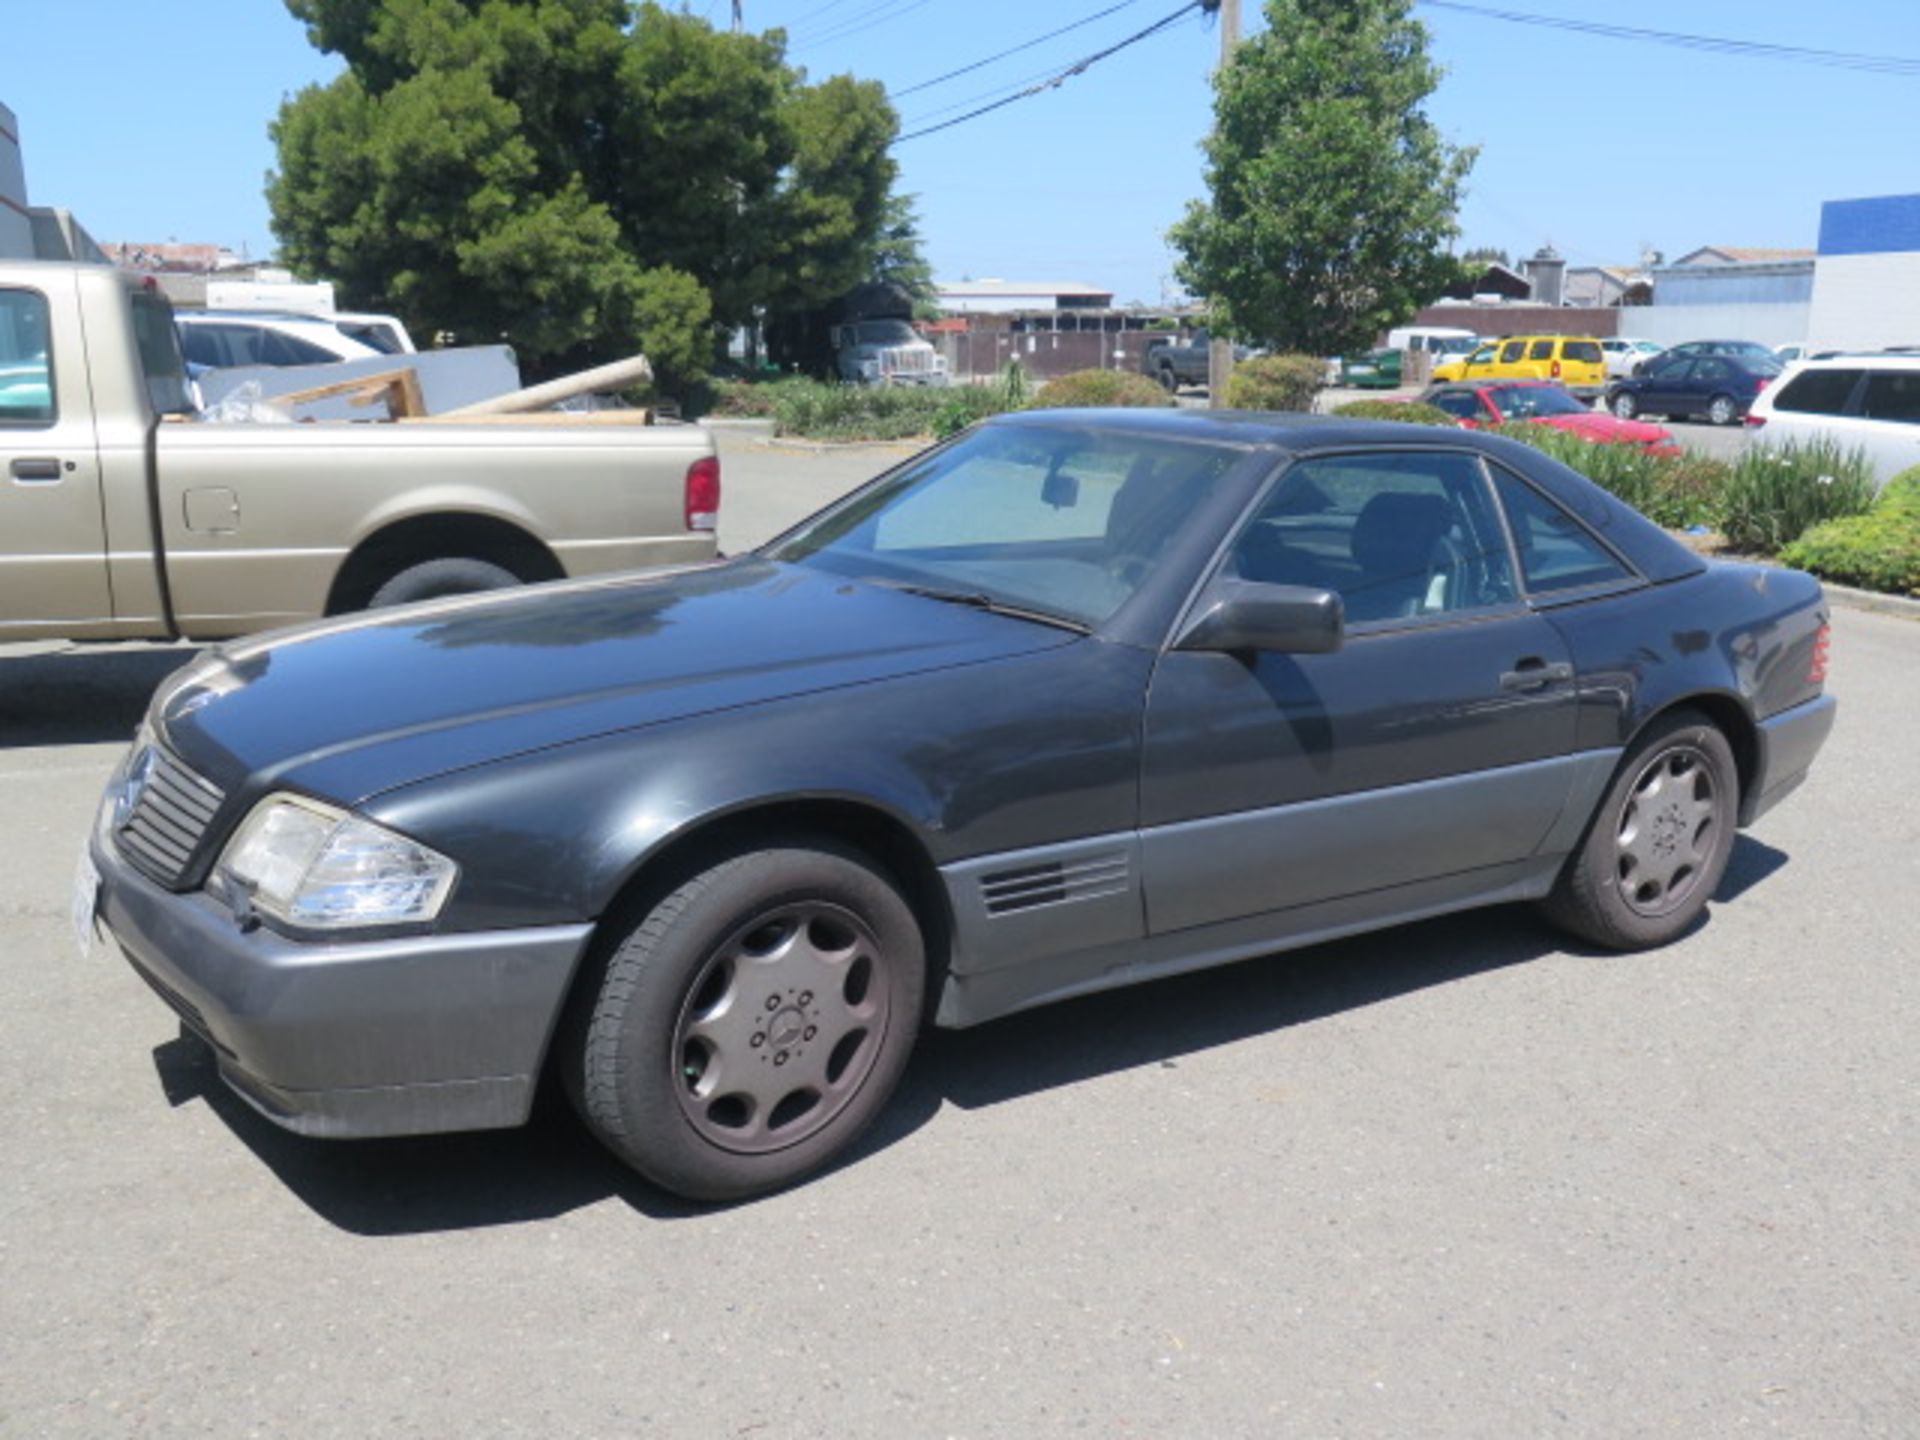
[1855, 368, 1920, 479]
[1426, 389, 1485, 428]
[1494, 338, 1529, 378]
[1682, 357, 1739, 419]
[1638, 356, 1694, 414]
[1137, 448, 1580, 935]
[0, 275, 111, 636]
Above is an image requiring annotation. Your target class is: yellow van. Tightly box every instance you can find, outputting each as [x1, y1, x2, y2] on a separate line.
[1430, 335, 1608, 398]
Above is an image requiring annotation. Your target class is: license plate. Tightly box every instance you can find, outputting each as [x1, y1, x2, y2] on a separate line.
[71, 846, 101, 959]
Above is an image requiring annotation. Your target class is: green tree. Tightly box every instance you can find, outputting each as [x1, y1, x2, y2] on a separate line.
[869, 193, 939, 317]
[270, 0, 897, 386]
[1169, 0, 1475, 356]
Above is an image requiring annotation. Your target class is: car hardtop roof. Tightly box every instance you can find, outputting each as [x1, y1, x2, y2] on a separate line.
[1796, 350, 1920, 368]
[989, 407, 1704, 585]
[178, 310, 345, 326]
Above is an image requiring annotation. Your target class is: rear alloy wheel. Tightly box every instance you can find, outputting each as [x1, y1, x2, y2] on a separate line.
[1707, 393, 1739, 426]
[1611, 391, 1638, 420]
[1540, 709, 1738, 950]
[569, 841, 924, 1201]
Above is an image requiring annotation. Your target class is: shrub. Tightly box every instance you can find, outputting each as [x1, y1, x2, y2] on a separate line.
[1333, 398, 1458, 426]
[706, 378, 780, 418]
[932, 362, 1031, 439]
[1030, 368, 1174, 410]
[1717, 438, 1877, 552]
[1487, 423, 1726, 529]
[1225, 353, 1326, 412]
[1778, 471, 1920, 596]
[726, 377, 948, 441]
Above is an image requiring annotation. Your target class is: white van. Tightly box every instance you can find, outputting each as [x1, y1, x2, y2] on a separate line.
[1745, 354, 1920, 488]
[1386, 325, 1477, 356]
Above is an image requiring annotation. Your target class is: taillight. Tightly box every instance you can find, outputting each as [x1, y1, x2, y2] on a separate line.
[1754, 376, 1771, 392]
[1809, 623, 1831, 686]
[1550, 359, 1562, 378]
[1744, 414, 1768, 429]
[684, 455, 720, 533]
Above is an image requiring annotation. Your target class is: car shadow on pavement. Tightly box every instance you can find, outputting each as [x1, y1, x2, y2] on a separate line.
[147, 835, 1792, 1236]
[0, 645, 201, 748]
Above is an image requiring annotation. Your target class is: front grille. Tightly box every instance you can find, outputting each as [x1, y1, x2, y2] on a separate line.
[116, 749, 226, 889]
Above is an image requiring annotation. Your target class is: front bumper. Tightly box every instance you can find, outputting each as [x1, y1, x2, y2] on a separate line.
[1741, 691, 1838, 826]
[92, 832, 592, 1139]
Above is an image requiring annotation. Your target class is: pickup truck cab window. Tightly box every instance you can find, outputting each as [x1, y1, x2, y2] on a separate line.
[0, 288, 55, 425]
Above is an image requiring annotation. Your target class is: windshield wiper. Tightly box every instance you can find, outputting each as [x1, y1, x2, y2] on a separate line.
[873, 581, 1090, 634]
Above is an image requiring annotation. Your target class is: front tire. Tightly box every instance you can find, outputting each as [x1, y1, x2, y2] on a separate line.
[569, 842, 925, 1201]
[1540, 709, 1739, 950]
[1611, 391, 1639, 420]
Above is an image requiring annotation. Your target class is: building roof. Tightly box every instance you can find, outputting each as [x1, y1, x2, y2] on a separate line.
[1671, 245, 1816, 267]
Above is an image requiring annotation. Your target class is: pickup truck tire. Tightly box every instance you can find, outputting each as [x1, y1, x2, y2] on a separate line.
[368, 557, 523, 608]
[569, 841, 925, 1202]
[1156, 365, 1180, 393]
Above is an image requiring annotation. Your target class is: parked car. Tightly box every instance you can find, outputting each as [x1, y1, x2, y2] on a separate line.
[1338, 347, 1404, 388]
[1633, 339, 1777, 377]
[1421, 380, 1678, 452]
[1, 260, 717, 644]
[1745, 353, 1920, 485]
[81, 408, 1836, 1201]
[1607, 350, 1782, 426]
[1429, 334, 1608, 398]
[1600, 337, 1665, 380]
[176, 311, 390, 370]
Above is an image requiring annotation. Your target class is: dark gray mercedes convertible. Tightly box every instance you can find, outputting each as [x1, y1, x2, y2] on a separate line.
[81, 410, 1835, 1199]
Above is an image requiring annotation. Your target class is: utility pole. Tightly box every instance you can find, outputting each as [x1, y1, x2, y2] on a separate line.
[732, 0, 743, 32]
[1207, 0, 1241, 409]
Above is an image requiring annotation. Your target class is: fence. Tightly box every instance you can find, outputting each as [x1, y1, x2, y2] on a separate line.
[937, 327, 1160, 383]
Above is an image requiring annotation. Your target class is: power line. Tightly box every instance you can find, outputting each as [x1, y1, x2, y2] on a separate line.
[895, 0, 1207, 143]
[1420, 1, 1920, 76]
[890, 0, 1145, 98]
[800, 0, 941, 51]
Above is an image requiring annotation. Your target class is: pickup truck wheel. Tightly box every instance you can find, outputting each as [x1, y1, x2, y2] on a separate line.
[570, 842, 924, 1202]
[1156, 366, 1179, 393]
[367, 557, 522, 608]
[1539, 709, 1738, 951]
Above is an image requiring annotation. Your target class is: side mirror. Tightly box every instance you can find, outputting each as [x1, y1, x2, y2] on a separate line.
[1173, 579, 1344, 656]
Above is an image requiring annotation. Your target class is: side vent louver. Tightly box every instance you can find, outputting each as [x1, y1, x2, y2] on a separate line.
[980, 850, 1129, 916]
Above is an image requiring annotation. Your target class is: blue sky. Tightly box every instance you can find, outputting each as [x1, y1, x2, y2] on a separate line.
[8, 0, 1919, 304]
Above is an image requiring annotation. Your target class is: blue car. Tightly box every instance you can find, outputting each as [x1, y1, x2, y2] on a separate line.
[1607, 350, 1782, 426]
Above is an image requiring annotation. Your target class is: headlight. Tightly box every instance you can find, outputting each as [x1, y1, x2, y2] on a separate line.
[213, 794, 457, 931]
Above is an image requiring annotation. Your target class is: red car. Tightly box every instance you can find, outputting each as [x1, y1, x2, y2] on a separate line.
[1421, 381, 1680, 454]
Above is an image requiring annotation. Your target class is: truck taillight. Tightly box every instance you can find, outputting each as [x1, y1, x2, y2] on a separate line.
[684, 456, 720, 533]
[1550, 359, 1561, 378]
[1809, 623, 1830, 685]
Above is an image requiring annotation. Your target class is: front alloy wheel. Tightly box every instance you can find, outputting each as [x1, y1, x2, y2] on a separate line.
[567, 841, 924, 1201]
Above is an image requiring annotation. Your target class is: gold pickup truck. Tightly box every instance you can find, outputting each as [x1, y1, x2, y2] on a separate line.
[0, 261, 718, 643]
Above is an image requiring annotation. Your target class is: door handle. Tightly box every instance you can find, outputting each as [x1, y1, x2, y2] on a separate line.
[1499, 658, 1574, 692]
[10, 457, 64, 482]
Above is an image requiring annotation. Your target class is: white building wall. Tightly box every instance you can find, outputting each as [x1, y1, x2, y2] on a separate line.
[0, 103, 32, 260]
[1619, 303, 1809, 348]
[1807, 252, 1920, 351]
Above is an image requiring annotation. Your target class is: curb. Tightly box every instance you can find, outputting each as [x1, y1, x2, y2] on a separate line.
[1818, 580, 1920, 622]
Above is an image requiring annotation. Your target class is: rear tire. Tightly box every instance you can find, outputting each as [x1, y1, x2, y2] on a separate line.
[568, 841, 925, 1201]
[367, 557, 522, 608]
[1157, 365, 1179, 393]
[1707, 393, 1739, 426]
[1540, 709, 1739, 951]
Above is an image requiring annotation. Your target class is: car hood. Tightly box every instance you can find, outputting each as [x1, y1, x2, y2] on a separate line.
[1535, 413, 1670, 444]
[158, 559, 1079, 805]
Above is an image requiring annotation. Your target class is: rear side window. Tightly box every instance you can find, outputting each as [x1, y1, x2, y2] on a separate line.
[0, 287, 55, 424]
[1491, 466, 1632, 595]
[1527, 339, 1554, 361]
[1563, 341, 1602, 365]
[1861, 371, 1920, 424]
[1773, 368, 1862, 416]
[129, 290, 193, 415]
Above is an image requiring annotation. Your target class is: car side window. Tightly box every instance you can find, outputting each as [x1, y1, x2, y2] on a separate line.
[1563, 340, 1602, 365]
[1692, 358, 1731, 384]
[1773, 368, 1862, 416]
[1527, 339, 1554, 362]
[1499, 340, 1527, 364]
[1490, 466, 1632, 595]
[263, 331, 337, 367]
[1229, 452, 1517, 625]
[1428, 391, 1481, 420]
[0, 288, 56, 425]
[178, 324, 219, 368]
[1861, 371, 1920, 424]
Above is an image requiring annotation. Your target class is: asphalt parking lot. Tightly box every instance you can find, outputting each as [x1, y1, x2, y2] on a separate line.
[2, 432, 1915, 1437]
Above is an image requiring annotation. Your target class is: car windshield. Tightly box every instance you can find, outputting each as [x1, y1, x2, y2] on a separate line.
[852, 320, 918, 346]
[1490, 385, 1585, 418]
[764, 423, 1243, 628]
